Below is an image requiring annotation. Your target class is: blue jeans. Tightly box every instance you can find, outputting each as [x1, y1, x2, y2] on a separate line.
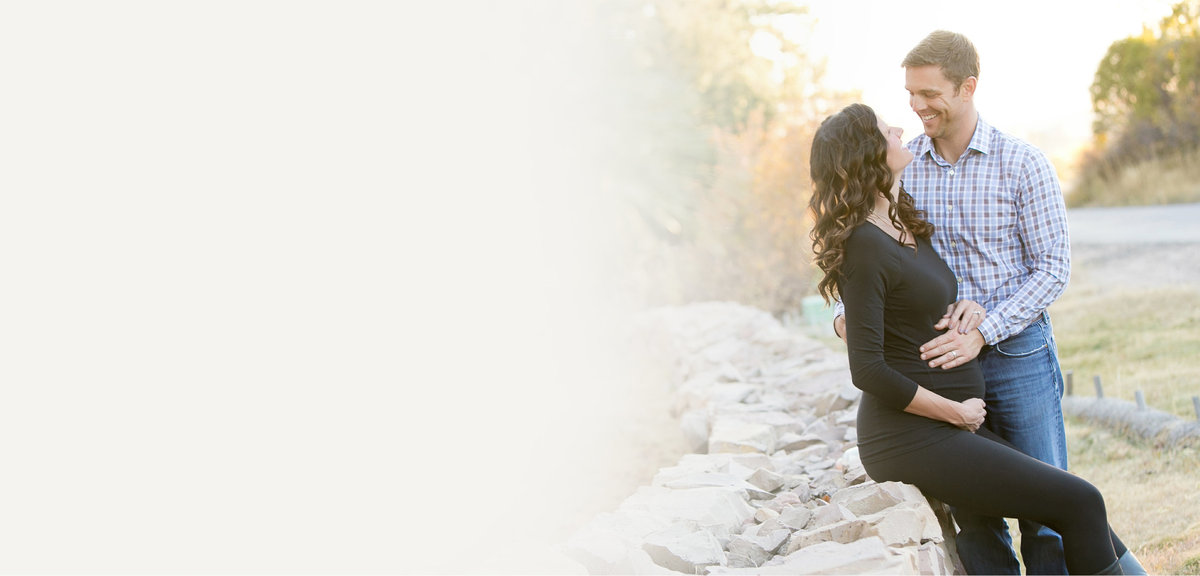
[953, 314, 1070, 575]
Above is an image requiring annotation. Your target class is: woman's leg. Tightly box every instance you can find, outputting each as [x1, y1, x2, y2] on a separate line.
[865, 429, 1118, 575]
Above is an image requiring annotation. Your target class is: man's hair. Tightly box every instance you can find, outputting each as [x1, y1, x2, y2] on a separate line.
[902, 30, 979, 90]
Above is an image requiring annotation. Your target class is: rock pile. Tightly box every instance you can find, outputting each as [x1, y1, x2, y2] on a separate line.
[566, 302, 964, 574]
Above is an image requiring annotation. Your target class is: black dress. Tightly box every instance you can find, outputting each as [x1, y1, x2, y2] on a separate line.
[836, 222, 1123, 575]
[839, 223, 985, 464]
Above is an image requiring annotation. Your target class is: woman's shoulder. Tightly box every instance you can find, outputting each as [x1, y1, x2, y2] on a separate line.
[846, 223, 891, 251]
[844, 224, 901, 269]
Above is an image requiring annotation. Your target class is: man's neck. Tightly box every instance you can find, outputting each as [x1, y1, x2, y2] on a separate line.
[932, 109, 979, 165]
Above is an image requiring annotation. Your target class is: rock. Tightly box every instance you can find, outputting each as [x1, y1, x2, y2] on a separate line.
[776, 432, 825, 452]
[747, 468, 786, 493]
[816, 381, 861, 416]
[708, 383, 757, 403]
[837, 446, 869, 485]
[727, 528, 791, 567]
[620, 486, 755, 529]
[777, 506, 813, 530]
[759, 491, 802, 513]
[729, 537, 916, 575]
[567, 304, 962, 575]
[829, 481, 906, 516]
[785, 517, 870, 552]
[862, 503, 940, 547]
[709, 419, 776, 454]
[643, 525, 726, 574]
[679, 410, 710, 453]
[809, 502, 856, 528]
[754, 507, 780, 523]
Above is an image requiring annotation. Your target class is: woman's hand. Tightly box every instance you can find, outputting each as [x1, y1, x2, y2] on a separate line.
[954, 398, 987, 433]
[934, 299, 987, 335]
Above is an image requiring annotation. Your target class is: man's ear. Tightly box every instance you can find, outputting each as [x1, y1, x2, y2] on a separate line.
[959, 76, 978, 100]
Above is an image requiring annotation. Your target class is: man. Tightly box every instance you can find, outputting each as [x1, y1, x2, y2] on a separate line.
[833, 30, 1141, 575]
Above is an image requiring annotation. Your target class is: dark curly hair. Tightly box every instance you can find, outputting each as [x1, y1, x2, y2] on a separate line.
[808, 103, 933, 303]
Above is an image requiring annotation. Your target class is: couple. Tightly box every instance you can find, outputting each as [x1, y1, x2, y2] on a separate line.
[810, 31, 1144, 575]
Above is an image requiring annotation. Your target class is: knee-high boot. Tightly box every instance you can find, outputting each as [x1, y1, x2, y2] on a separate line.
[1097, 557, 1124, 575]
[1117, 550, 1147, 575]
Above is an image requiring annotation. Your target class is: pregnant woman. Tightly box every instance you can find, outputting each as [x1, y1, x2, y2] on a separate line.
[807, 103, 1143, 575]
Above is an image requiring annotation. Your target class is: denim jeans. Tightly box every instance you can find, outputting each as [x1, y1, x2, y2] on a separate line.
[952, 313, 1070, 575]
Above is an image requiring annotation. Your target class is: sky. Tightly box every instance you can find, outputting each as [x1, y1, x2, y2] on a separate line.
[795, 0, 1179, 183]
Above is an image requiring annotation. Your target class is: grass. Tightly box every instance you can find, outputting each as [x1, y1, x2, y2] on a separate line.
[1069, 148, 1200, 207]
[1065, 417, 1200, 574]
[1049, 284, 1200, 420]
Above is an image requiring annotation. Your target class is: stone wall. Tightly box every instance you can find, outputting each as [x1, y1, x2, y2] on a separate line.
[565, 302, 964, 574]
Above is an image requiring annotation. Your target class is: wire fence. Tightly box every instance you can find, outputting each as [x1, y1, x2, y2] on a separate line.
[1065, 370, 1200, 421]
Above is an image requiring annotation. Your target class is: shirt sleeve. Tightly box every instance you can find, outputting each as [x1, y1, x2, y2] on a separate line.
[975, 149, 1071, 344]
[840, 231, 920, 411]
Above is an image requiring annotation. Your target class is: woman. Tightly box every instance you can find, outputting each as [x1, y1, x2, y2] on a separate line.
[808, 103, 1141, 575]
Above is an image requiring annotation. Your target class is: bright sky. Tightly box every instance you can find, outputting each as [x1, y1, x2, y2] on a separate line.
[791, 0, 1178, 183]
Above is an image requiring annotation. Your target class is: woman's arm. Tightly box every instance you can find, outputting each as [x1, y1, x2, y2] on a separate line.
[841, 230, 986, 430]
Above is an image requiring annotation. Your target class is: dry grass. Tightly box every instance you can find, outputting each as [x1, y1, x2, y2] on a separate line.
[1065, 418, 1200, 574]
[1069, 149, 1200, 207]
[1049, 285, 1200, 420]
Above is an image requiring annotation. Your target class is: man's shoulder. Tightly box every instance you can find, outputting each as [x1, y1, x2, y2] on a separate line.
[977, 118, 1048, 162]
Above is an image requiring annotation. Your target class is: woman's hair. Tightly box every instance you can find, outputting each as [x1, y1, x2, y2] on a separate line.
[808, 103, 933, 303]
[902, 30, 979, 91]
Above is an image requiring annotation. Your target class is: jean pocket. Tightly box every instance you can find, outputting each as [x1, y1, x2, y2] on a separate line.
[993, 323, 1049, 358]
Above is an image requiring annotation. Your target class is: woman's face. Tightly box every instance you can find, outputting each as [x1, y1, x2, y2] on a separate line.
[878, 117, 913, 176]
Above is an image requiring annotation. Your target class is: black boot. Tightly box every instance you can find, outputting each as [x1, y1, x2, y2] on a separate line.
[1117, 550, 1147, 575]
[1097, 556, 1125, 575]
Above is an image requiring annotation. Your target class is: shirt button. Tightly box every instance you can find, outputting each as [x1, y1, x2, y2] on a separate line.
[956, 276, 963, 283]
[948, 169, 955, 176]
[950, 241, 958, 247]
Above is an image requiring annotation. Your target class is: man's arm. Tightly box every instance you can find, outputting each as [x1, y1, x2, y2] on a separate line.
[920, 148, 1070, 368]
[976, 149, 1070, 344]
[833, 299, 846, 341]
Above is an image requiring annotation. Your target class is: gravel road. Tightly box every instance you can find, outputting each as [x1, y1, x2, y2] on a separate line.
[1067, 202, 1200, 291]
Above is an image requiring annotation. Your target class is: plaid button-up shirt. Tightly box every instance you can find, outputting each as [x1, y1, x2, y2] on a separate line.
[905, 116, 1071, 345]
[834, 116, 1071, 346]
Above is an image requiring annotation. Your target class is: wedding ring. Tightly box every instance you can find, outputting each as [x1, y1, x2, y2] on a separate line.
[950, 350, 958, 359]
[972, 310, 982, 315]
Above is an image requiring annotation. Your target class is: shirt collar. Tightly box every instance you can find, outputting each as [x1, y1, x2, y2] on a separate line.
[910, 114, 994, 163]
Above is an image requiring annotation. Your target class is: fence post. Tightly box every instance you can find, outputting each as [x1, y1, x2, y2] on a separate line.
[1093, 375, 1104, 399]
[1065, 370, 1073, 396]
[1135, 390, 1145, 411]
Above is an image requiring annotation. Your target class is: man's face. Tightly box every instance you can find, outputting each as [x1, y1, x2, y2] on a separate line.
[905, 65, 972, 142]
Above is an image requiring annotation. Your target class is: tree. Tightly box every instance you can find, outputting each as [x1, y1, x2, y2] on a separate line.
[591, 0, 854, 315]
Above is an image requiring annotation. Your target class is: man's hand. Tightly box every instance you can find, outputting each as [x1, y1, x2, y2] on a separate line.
[934, 300, 987, 335]
[920, 328, 985, 369]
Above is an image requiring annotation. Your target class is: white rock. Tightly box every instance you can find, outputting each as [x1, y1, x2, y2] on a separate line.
[753, 507, 780, 523]
[829, 481, 904, 517]
[809, 502, 855, 528]
[643, 526, 726, 574]
[620, 486, 756, 529]
[785, 517, 870, 552]
[776, 432, 824, 452]
[777, 506, 813, 531]
[727, 537, 917, 575]
[747, 468, 786, 493]
[727, 528, 791, 566]
[679, 410, 710, 453]
[709, 419, 776, 454]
